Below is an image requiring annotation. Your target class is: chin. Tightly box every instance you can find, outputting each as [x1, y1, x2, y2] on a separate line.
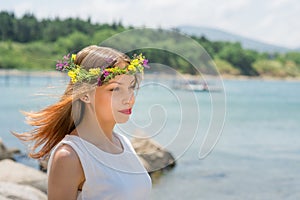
[116, 118, 130, 124]
[115, 114, 130, 124]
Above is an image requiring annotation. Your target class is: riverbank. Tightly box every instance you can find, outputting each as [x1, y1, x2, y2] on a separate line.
[0, 69, 63, 77]
[1, 69, 300, 82]
[221, 73, 300, 82]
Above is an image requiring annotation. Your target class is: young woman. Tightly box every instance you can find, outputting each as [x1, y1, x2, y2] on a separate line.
[15, 45, 152, 200]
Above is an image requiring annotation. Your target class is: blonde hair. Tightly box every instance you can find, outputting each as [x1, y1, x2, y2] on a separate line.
[14, 45, 138, 159]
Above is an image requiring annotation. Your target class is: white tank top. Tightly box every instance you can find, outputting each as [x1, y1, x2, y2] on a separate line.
[47, 132, 152, 200]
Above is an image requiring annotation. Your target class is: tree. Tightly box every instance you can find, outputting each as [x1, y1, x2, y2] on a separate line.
[214, 58, 240, 75]
[14, 13, 41, 42]
[253, 60, 284, 77]
[285, 52, 300, 65]
[0, 11, 15, 41]
[217, 42, 258, 75]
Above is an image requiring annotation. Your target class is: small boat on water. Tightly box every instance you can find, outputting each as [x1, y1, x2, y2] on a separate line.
[172, 79, 221, 92]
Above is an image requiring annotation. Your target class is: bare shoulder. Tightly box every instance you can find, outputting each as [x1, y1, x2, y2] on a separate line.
[52, 144, 80, 164]
[49, 144, 84, 177]
[48, 144, 84, 200]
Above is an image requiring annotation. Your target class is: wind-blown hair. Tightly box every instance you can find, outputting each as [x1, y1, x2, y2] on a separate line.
[13, 45, 139, 159]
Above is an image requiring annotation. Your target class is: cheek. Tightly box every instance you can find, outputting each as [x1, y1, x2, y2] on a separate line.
[95, 90, 111, 106]
[94, 93, 113, 119]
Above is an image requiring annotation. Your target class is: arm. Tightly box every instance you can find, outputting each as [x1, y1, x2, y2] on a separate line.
[48, 144, 85, 200]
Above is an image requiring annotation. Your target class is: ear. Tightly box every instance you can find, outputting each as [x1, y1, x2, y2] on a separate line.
[80, 94, 91, 104]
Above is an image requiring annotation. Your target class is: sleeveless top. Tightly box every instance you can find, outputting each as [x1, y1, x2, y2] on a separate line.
[47, 132, 152, 200]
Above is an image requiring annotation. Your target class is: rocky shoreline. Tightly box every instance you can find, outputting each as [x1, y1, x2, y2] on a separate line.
[0, 136, 176, 199]
[1, 69, 299, 82]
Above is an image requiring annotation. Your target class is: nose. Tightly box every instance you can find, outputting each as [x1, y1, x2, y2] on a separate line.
[122, 92, 135, 106]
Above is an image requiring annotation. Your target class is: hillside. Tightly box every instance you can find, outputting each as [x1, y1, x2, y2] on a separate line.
[177, 25, 294, 53]
[0, 11, 300, 78]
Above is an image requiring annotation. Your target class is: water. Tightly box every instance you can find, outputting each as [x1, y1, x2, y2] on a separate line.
[0, 75, 299, 199]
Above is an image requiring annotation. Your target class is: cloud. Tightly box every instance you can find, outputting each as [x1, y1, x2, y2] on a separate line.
[0, 0, 299, 48]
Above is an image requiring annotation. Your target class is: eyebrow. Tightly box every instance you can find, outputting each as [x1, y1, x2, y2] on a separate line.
[108, 81, 122, 85]
[108, 80, 135, 85]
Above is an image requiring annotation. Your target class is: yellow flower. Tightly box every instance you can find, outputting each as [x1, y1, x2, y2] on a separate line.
[127, 64, 136, 72]
[138, 53, 144, 62]
[106, 68, 113, 72]
[130, 59, 139, 66]
[89, 68, 101, 76]
[74, 67, 80, 73]
[112, 67, 119, 73]
[106, 67, 121, 73]
[71, 54, 77, 61]
[68, 70, 77, 83]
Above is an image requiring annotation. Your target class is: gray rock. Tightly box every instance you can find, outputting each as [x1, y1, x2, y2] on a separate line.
[0, 138, 21, 161]
[131, 137, 176, 173]
[0, 194, 10, 200]
[0, 159, 47, 193]
[0, 181, 47, 200]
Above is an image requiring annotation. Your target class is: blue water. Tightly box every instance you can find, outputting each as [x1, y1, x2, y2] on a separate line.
[0, 75, 299, 200]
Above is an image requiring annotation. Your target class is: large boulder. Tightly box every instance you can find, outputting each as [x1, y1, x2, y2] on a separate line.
[0, 159, 47, 193]
[0, 138, 21, 161]
[0, 181, 47, 200]
[131, 137, 176, 174]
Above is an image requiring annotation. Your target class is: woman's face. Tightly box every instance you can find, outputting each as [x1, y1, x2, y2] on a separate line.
[93, 74, 137, 126]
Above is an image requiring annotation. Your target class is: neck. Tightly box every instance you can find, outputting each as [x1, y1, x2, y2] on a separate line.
[75, 105, 115, 145]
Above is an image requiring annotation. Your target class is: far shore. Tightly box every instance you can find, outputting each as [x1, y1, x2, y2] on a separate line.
[0, 69, 299, 82]
[0, 69, 63, 77]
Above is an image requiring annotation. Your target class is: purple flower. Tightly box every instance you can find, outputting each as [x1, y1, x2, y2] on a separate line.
[63, 54, 70, 60]
[56, 61, 64, 71]
[143, 59, 150, 68]
[103, 70, 110, 77]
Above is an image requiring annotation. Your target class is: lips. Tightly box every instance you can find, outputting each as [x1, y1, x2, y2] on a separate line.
[118, 108, 132, 115]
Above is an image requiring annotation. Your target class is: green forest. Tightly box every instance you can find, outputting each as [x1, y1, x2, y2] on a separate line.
[1, 11, 300, 78]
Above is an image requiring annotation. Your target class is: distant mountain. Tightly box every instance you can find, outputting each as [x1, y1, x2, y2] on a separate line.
[177, 25, 294, 53]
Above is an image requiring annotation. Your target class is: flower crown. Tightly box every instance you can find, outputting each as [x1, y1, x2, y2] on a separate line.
[56, 53, 149, 86]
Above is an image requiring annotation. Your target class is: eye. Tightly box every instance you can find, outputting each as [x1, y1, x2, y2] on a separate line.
[109, 87, 120, 91]
[129, 84, 137, 90]
[129, 85, 135, 90]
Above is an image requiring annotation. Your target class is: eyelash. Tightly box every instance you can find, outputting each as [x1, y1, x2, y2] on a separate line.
[109, 87, 120, 91]
[109, 85, 136, 92]
[129, 85, 136, 90]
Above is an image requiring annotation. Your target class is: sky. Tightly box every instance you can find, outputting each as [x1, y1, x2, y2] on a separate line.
[1, 0, 299, 49]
